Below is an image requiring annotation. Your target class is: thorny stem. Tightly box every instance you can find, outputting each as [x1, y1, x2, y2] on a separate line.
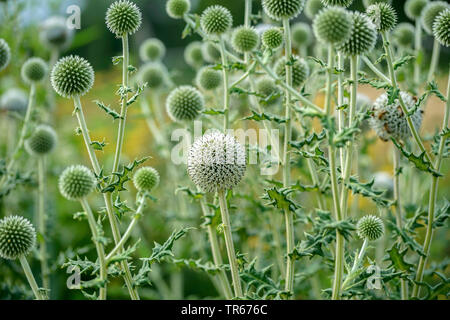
[37, 157, 49, 290]
[219, 36, 230, 131]
[427, 39, 440, 84]
[19, 255, 45, 300]
[413, 21, 422, 87]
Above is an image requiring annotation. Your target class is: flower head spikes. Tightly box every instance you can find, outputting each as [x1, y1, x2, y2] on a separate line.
[185, 41, 205, 69]
[59, 165, 96, 201]
[256, 77, 281, 106]
[166, 85, 204, 122]
[0, 216, 36, 260]
[305, 0, 324, 19]
[433, 9, 450, 47]
[262, 0, 306, 21]
[133, 167, 160, 193]
[231, 26, 260, 53]
[275, 55, 310, 87]
[106, 0, 142, 37]
[25, 125, 57, 156]
[187, 131, 246, 193]
[40, 16, 74, 49]
[337, 12, 377, 56]
[200, 5, 233, 35]
[357, 215, 384, 241]
[313, 6, 352, 45]
[196, 66, 222, 91]
[51, 55, 94, 98]
[0, 88, 28, 112]
[166, 0, 190, 19]
[0, 39, 11, 72]
[292, 22, 312, 47]
[261, 27, 284, 49]
[392, 23, 415, 48]
[366, 3, 397, 32]
[321, 0, 353, 8]
[138, 62, 167, 89]
[21, 58, 48, 84]
[139, 38, 166, 62]
[369, 91, 423, 142]
[421, 1, 449, 35]
[405, 0, 429, 21]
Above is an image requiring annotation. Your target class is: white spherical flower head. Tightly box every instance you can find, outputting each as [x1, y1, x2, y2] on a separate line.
[187, 131, 246, 193]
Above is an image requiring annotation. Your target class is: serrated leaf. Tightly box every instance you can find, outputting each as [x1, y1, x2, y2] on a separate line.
[94, 100, 122, 120]
[242, 111, 286, 124]
[262, 187, 301, 213]
[345, 176, 393, 207]
[386, 244, 414, 272]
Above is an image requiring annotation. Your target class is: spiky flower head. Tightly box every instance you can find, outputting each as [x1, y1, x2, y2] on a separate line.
[187, 131, 246, 193]
[405, 0, 429, 20]
[200, 5, 233, 35]
[0, 38, 10, 72]
[275, 55, 310, 87]
[51, 55, 94, 98]
[357, 215, 384, 241]
[392, 23, 415, 48]
[421, 1, 449, 35]
[133, 166, 160, 192]
[106, 0, 142, 36]
[363, 0, 391, 8]
[433, 9, 450, 47]
[59, 165, 96, 201]
[305, 0, 324, 19]
[21, 58, 48, 84]
[256, 77, 281, 106]
[321, 0, 353, 8]
[0, 88, 28, 112]
[25, 124, 57, 156]
[0, 216, 36, 260]
[196, 66, 222, 91]
[369, 91, 423, 142]
[262, 0, 306, 21]
[313, 6, 352, 45]
[231, 26, 259, 53]
[261, 27, 284, 49]
[166, 85, 204, 122]
[138, 62, 167, 89]
[292, 22, 312, 47]
[337, 12, 377, 56]
[202, 42, 221, 63]
[366, 3, 397, 32]
[166, 0, 190, 19]
[184, 41, 205, 69]
[40, 16, 74, 49]
[139, 38, 166, 62]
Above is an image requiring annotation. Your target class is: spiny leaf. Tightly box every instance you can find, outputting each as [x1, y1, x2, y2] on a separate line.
[345, 176, 393, 207]
[94, 100, 122, 120]
[262, 187, 301, 213]
[126, 82, 147, 106]
[385, 244, 414, 272]
[90, 139, 107, 151]
[175, 186, 205, 200]
[202, 108, 225, 115]
[168, 258, 226, 275]
[101, 157, 150, 193]
[393, 55, 414, 70]
[290, 130, 326, 149]
[242, 111, 287, 124]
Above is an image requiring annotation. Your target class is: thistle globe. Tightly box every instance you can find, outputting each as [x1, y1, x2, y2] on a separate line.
[106, 0, 142, 36]
[21, 58, 48, 84]
[337, 12, 377, 56]
[187, 131, 246, 193]
[231, 26, 259, 53]
[357, 215, 384, 241]
[184, 41, 205, 69]
[433, 9, 450, 47]
[292, 22, 312, 47]
[196, 66, 222, 91]
[421, 1, 449, 35]
[133, 167, 160, 192]
[202, 42, 221, 63]
[25, 125, 57, 156]
[275, 55, 310, 87]
[166, 85, 204, 122]
[321, 0, 353, 8]
[262, 0, 305, 21]
[305, 0, 324, 20]
[51, 55, 94, 98]
[0, 216, 36, 260]
[138, 62, 167, 89]
[256, 77, 281, 106]
[200, 5, 233, 35]
[0, 88, 28, 112]
[166, 0, 190, 19]
[392, 23, 415, 48]
[366, 3, 397, 32]
[40, 16, 74, 49]
[261, 28, 284, 49]
[363, 0, 391, 8]
[405, 0, 429, 21]
[0, 38, 10, 72]
[312, 6, 352, 45]
[59, 165, 96, 201]
[139, 38, 166, 62]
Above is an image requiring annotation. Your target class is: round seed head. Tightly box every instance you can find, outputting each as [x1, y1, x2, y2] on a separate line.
[292, 22, 312, 47]
[256, 77, 281, 106]
[40, 16, 74, 49]
[166, 0, 190, 19]
[305, 0, 324, 19]
[25, 124, 57, 156]
[421, 1, 449, 35]
[196, 66, 222, 91]
[433, 9, 450, 47]
[200, 5, 233, 35]
[139, 38, 166, 62]
[261, 27, 284, 49]
[392, 23, 415, 48]
[59, 165, 96, 201]
[313, 6, 352, 45]
[231, 26, 259, 53]
[357, 215, 384, 241]
[337, 12, 377, 56]
[184, 41, 205, 69]
[275, 55, 310, 87]
[0, 38, 11, 72]
[106, 0, 142, 36]
[405, 0, 429, 20]
[166, 85, 204, 122]
[369, 91, 423, 142]
[366, 3, 397, 32]
[187, 131, 246, 193]
[202, 42, 221, 63]
[138, 62, 167, 89]
[51, 55, 94, 98]
[133, 166, 159, 192]
[0, 216, 36, 260]
[321, 0, 353, 7]
[21, 57, 48, 84]
[363, 0, 391, 8]
[262, 0, 305, 21]
[0, 88, 28, 112]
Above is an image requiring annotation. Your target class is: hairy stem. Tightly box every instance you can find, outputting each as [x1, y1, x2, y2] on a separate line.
[19, 255, 45, 300]
[37, 157, 49, 290]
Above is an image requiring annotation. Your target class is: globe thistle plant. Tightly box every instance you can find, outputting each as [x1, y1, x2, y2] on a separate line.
[231, 26, 259, 53]
[196, 66, 222, 91]
[25, 125, 57, 156]
[357, 215, 384, 241]
[261, 27, 284, 49]
[275, 56, 310, 87]
[21, 58, 48, 84]
[337, 12, 377, 56]
[139, 38, 166, 62]
[200, 5, 233, 35]
[313, 6, 352, 45]
[184, 41, 205, 69]
[305, 0, 324, 19]
[262, 0, 306, 21]
[106, 0, 142, 36]
[421, 1, 449, 35]
[166, 85, 204, 122]
[133, 166, 160, 193]
[321, 0, 353, 8]
[392, 23, 415, 48]
[256, 77, 281, 106]
[405, 0, 429, 21]
[40, 16, 74, 50]
[0, 216, 36, 260]
[202, 42, 222, 63]
[51, 55, 94, 98]
[58, 165, 96, 201]
[292, 22, 312, 47]
[0, 38, 11, 72]
[366, 3, 397, 32]
[166, 0, 190, 19]
[363, 0, 391, 7]
[0, 88, 28, 112]
[433, 9, 450, 47]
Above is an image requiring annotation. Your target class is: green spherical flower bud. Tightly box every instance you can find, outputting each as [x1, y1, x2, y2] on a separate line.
[0, 216, 36, 260]
[106, 0, 142, 36]
[231, 26, 259, 53]
[138, 62, 167, 89]
[256, 77, 281, 106]
[392, 23, 415, 48]
[405, 0, 429, 21]
[196, 66, 222, 91]
[357, 215, 384, 241]
[187, 131, 246, 193]
[275, 55, 310, 87]
[261, 27, 284, 49]
[184, 41, 205, 69]
[0, 88, 28, 112]
[200, 5, 233, 35]
[25, 125, 57, 156]
[262, 0, 305, 21]
[166, 85, 204, 122]
[337, 12, 377, 56]
[40, 16, 74, 49]
[0, 38, 10, 72]
[363, 0, 391, 8]
[292, 22, 312, 47]
[313, 6, 352, 45]
[433, 9, 450, 47]
[51, 55, 94, 98]
[366, 3, 397, 32]
[202, 42, 221, 63]
[59, 165, 96, 201]
[21, 58, 48, 84]
[421, 1, 449, 35]
[139, 38, 166, 62]
[166, 0, 190, 19]
[305, 0, 324, 19]
[321, 0, 353, 8]
[133, 166, 160, 192]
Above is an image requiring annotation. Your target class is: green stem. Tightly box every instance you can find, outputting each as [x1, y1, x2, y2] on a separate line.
[37, 156, 49, 290]
[427, 39, 440, 84]
[230, 61, 256, 88]
[361, 56, 392, 84]
[19, 255, 44, 300]
[413, 21, 422, 86]
[337, 52, 345, 170]
[244, 0, 252, 64]
[218, 36, 230, 131]
[341, 238, 368, 291]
